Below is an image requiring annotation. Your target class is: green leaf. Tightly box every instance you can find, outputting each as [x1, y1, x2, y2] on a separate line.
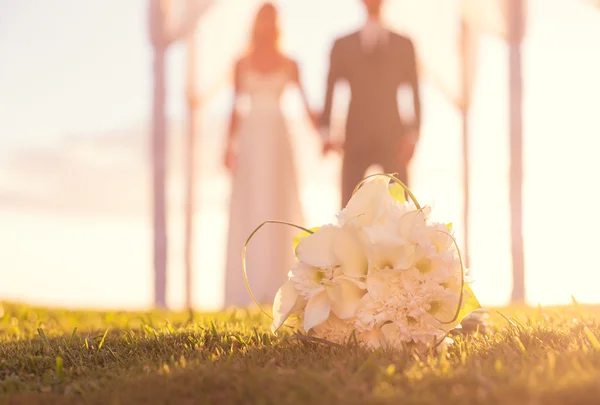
[292, 227, 321, 251]
[389, 184, 406, 204]
[457, 284, 482, 323]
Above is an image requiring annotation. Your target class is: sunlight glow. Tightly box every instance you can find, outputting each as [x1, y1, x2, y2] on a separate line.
[0, 0, 599, 310]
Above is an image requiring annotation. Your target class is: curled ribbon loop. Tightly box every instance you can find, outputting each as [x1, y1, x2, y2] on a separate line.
[242, 220, 314, 323]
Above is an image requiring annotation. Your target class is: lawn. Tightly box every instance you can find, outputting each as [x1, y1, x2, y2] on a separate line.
[1, 302, 600, 404]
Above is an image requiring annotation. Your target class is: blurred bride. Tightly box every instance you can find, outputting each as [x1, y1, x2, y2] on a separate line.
[223, 3, 318, 308]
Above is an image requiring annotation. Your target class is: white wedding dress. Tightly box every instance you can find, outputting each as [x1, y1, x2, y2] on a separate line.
[223, 67, 304, 308]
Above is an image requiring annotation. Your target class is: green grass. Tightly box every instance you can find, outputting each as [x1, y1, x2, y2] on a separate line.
[2, 302, 600, 404]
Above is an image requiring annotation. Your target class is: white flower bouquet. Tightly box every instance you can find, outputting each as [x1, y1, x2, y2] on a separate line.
[243, 174, 480, 353]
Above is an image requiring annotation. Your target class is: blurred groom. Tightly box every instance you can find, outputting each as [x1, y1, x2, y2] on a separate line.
[320, 0, 422, 207]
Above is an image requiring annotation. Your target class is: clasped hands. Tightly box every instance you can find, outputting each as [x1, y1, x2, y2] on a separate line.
[223, 112, 418, 173]
[319, 118, 418, 163]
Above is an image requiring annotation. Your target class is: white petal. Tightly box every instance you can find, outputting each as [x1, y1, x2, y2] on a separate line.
[397, 210, 420, 239]
[326, 276, 367, 319]
[366, 274, 390, 301]
[295, 225, 338, 267]
[290, 262, 322, 291]
[431, 224, 453, 252]
[344, 176, 391, 226]
[363, 220, 404, 246]
[337, 275, 367, 290]
[333, 227, 368, 277]
[271, 280, 300, 333]
[368, 243, 416, 272]
[303, 291, 331, 331]
[428, 294, 460, 326]
[355, 292, 374, 313]
[395, 244, 417, 270]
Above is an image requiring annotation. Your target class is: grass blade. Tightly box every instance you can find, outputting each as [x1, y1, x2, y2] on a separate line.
[98, 329, 109, 351]
[583, 326, 600, 351]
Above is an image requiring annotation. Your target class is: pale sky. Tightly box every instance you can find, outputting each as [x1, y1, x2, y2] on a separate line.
[0, 0, 154, 145]
[0, 0, 364, 147]
[1, 0, 598, 145]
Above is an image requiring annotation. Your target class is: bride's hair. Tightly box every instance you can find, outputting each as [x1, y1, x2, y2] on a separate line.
[249, 3, 280, 52]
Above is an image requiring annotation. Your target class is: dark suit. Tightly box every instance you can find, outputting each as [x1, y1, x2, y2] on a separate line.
[321, 30, 421, 207]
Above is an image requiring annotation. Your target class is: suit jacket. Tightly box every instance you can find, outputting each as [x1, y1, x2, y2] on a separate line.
[321, 31, 421, 154]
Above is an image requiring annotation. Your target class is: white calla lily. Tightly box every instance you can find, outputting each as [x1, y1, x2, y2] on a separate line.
[342, 176, 392, 227]
[326, 276, 367, 319]
[397, 209, 423, 240]
[303, 290, 331, 331]
[296, 225, 368, 279]
[332, 227, 368, 277]
[429, 223, 454, 252]
[289, 262, 324, 299]
[368, 243, 416, 273]
[271, 280, 301, 333]
[295, 225, 338, 268]
[427, 296, 460, 327]
[300, 276, 367, 331]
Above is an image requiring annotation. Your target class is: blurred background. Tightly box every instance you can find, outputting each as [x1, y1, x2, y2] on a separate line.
[1, 0, 599, 311]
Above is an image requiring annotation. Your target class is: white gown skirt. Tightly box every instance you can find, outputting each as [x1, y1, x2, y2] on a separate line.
[223, 104, 304, 308]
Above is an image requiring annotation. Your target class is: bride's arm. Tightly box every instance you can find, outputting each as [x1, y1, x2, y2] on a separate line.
[227, 60, 243, 143]
[224, 59, 243, 172]
[291, 60, 318, 130]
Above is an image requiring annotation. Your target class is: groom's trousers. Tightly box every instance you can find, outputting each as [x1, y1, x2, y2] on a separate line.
[341, 142, 409, 208]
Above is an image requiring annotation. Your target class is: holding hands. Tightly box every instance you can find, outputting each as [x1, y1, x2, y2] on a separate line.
[223, 142, 237, 172]
[314, 111, 344, 156]
[223, 139, 237, 173]
[398, 132, 418, 164]
[322, 139, 344, 156]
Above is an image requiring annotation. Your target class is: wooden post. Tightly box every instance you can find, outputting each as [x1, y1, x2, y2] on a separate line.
[149, 0, 169, 309]
[508, 0, 525, 303]
[184, 28, 198, 310]
[460, 19, 471, 269]
[148, 0, 214, 309]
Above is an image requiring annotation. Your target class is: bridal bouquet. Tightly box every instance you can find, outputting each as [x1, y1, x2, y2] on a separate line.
[244, 174, 480, 353]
